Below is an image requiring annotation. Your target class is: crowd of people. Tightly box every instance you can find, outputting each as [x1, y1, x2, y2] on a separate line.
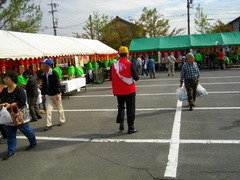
[0, 59, 65, 160]
[0, 46, 239, 161]
[131, 55, 156, 78]
[188, 48, 239, 70]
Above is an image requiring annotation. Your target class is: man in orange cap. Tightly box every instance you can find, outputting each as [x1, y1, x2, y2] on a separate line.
[111, 46, 139, 134]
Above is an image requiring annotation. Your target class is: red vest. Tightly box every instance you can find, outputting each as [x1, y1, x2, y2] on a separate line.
[218, 51, 225, 61]
[111, 57, 136, 95]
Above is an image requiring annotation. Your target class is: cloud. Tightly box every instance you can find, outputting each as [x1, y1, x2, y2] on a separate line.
[36, 0, 239, 36]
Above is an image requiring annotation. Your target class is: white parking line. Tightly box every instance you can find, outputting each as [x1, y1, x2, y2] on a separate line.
[17, 136, 240, 144]
[86, 81, 240, 89]
[136, 82, 240, 88]
[72, 91, 240, 98]
[53, 107, 240, 112]
[180, 139, 240, 144]
[34, 77, 239, 179]
[164, 100, 182, 178]
[139, 76, 240, 82]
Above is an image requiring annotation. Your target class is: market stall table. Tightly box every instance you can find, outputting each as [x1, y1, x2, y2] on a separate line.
[61, 77, 86, 98]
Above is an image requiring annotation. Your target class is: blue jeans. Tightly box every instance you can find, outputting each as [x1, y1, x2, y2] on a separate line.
[5, 122, 37, 154]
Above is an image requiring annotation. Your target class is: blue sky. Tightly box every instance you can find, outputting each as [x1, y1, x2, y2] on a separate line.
[35, 0, 239, 36]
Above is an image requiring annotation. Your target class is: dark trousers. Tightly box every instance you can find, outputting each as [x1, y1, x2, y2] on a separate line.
[42, 99, 46, 111]
[142, 68, 148, 76]
[0, 124, 7, 139]
[196, 61, 202, 70]
[219, 60, 224, 70]
[209, 60, 215, 70]
[149, 68, 155, 78]
[116, 92, 136, 129]
[184, 79, 199, 106]
[27, 97, 42, 121]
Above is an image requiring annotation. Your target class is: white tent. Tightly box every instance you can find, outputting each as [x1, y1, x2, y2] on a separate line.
[0, 30, 44, 59]
[0, 30, 118, 60]
[70, 38, 117, 55]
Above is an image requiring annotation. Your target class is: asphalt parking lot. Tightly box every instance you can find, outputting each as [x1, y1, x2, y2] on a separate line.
[0, 68, 240, 180]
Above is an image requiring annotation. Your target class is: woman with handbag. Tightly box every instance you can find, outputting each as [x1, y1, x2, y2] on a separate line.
[0, 71, 37, 160]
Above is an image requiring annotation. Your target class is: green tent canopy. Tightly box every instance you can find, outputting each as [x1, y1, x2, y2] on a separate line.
[129, 32, 240, 52]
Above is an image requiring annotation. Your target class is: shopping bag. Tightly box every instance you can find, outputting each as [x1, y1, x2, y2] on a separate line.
[11, 105, 29, 126]
[176, 85, 188, 101]
[197, 84, 208, 97]
[0, 107, 13, 124]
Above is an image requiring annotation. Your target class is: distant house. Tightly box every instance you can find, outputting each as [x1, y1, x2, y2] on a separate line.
[101, 16, 143, 50]
[109, 16, 138, 39]
[228, 16, 240, 32]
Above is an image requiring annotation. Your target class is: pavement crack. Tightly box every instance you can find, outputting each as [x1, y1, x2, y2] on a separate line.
[85, 148, 162, 180]
[201, 170, 240, 174]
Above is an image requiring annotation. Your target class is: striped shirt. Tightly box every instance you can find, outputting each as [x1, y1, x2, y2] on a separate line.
[180, 62, 200, 84]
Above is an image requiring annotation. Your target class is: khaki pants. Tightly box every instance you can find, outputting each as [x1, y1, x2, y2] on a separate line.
[168, 63, 175, 75]
[46, 95, 65, 127]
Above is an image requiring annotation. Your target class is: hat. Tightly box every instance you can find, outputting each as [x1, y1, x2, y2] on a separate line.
[119, 46, 129, 53]
[40, 59, 53, 66]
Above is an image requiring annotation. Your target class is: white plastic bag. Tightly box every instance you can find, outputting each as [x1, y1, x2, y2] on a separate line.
[176, 85, 188, 101]
[37, 88, 42, 104]
[197, 84, 208, 97]
[0, 107, 13, 124]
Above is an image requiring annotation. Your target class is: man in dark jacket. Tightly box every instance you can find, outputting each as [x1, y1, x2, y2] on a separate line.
[41, 59, 65, 131]
[24, 69, 42, 122]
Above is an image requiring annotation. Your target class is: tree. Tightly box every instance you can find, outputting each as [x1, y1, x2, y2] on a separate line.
[131, 7, 184, 37]
[194, 4, 211, 34]
[208, 20, 233, 33]
[0, 0, 7, 8]
[80, 11, 110, 40]
[101, 22, 128, 49]
[0, 0, 42, 33]
[80, 12, 144, 49]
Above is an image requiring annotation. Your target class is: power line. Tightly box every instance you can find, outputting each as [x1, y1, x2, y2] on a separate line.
[58, 21, 86, 29]
[57, 8, 82, 25]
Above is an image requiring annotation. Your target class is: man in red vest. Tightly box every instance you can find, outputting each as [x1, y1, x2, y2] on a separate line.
[111, 46, 139, 134]
[218, 49, 225, 70]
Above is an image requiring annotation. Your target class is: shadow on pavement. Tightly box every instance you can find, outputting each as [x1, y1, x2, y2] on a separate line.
[219, 120, 240, 130]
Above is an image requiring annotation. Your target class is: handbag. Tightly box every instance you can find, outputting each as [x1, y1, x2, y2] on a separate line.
[10, 105, 30, 126]
[0, 106, 13, 124]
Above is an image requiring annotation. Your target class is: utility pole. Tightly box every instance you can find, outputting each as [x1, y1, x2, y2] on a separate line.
[48, 0, 58, 36]
[187, 0, 193, 35]
[89, 15, 94, 39]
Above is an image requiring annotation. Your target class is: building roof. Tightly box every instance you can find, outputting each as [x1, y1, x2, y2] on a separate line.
[110, 16, 137, 27]
[228, 16, 240, 25]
